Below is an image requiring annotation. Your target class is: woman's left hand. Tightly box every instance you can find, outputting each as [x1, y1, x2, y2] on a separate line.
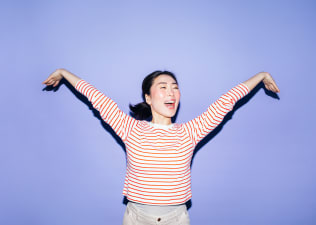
[262, 72, 280, 93]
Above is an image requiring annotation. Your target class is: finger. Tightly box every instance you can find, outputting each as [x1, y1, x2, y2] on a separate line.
[44, 79, 55, 86]
[43, 80, 51, 85]
[53, 80, 60, 87]
[43, 72, 56, 84]
[43, 75, 53, 84]
[267, 84, 274, 92]
[270, 84, 280, 93]
[270, 84, 277, 93]
[42, 78, 50, 84]
[269, 81, 280, 93]
[273, 83, 280, 93]
[266, 83, 275, 93]
[264, 83, 272, 91]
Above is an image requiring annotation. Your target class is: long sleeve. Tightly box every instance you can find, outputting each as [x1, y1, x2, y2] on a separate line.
[75, 79, 137, 141]
[183, 83, 249, 146]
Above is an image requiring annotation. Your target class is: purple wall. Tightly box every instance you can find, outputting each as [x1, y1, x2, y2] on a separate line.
[1, 0, 315, 224]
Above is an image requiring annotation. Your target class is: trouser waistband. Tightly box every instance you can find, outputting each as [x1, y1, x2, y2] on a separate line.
[126, 201, 187, 224]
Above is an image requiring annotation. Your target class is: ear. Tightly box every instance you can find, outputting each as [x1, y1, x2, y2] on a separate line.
[145, 94, 151, 105]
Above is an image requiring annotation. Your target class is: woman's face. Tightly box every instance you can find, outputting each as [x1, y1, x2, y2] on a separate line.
[145, 74, 181, 124]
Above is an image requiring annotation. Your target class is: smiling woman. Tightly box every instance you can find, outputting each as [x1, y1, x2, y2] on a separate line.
[134, 71, 180, 125]
[145, 74, 180, 122]
[129, 70, 180, 123]
[42, 68, 279, 225]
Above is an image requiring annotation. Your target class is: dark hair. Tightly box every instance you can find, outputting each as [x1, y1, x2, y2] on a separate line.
[129, 70, 178, 120]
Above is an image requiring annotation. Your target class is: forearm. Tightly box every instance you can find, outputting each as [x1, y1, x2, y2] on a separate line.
[242, 72, 266, 92]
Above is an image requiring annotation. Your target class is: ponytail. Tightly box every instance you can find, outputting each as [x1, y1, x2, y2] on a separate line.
[129, 102, 151, 120]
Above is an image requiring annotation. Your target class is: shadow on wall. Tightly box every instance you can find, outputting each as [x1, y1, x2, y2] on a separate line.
[187, 83, 279, 208]
[192, 82, 280, 164]
[42, 79, 126, 152]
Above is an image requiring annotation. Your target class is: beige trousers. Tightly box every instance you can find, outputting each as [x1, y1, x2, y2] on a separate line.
[122, 202, 190, 225]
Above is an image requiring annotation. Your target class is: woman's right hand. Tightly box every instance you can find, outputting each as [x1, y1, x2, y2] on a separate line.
[42, 69, 65, 87]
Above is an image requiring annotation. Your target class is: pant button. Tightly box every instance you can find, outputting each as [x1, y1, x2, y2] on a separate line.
[157, 218, 161, 222]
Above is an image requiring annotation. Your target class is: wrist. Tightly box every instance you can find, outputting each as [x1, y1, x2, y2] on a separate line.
[260, 72, 269, 81]
[57, 68, 71, 79]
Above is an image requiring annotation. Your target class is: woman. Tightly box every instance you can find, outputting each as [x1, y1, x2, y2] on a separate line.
[43, 69, 279, 225]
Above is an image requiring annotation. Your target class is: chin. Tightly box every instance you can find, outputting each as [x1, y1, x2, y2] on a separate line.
[165, 111, 177, 118]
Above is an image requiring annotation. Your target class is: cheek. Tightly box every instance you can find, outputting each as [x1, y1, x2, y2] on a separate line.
[158, 92, 165, 98]
[176, 92, 181, 101]
[148, 92, 162, 106]
[151, 90, 164, 100]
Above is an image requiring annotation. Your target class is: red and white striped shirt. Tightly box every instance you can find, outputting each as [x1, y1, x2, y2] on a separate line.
[75, 80, 249, 205]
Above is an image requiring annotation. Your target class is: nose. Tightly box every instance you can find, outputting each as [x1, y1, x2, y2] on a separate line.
[167, 87, 174, 96]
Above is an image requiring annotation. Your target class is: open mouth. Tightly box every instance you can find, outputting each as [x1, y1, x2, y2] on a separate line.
[164, 100, 175, 109]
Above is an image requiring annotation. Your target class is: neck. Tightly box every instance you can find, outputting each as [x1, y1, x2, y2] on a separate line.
[151, 115, 172, 125]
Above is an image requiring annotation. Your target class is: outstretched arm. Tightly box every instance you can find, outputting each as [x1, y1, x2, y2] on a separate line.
[243, 72, 280, 93]
[42, 69, 80, 88]
[42, 68, 137, 142]
[184, 72, 279, 145]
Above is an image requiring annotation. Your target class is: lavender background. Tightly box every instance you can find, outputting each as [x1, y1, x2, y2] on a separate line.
[1, 0, 315, 224]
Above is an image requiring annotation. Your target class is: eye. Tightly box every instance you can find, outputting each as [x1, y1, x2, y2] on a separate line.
[160, 86, 166, 89]
[173, 85, 179, 89]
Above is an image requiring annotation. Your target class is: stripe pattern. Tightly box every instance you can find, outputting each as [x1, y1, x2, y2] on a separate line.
[76, 80, 249, 205]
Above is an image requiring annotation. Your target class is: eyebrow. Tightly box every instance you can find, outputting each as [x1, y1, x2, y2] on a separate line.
[157, 82, 178, 85]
